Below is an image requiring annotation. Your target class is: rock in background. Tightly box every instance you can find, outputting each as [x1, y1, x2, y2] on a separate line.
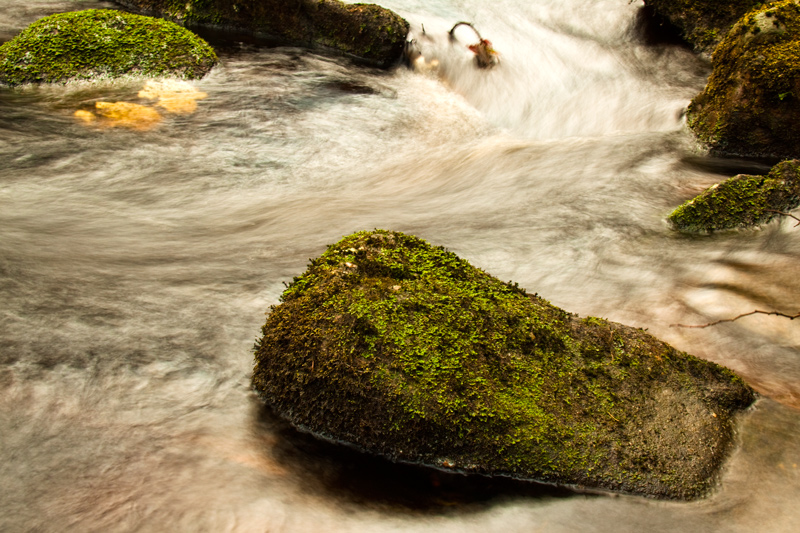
[643, 0, 766, 53]
[687, 1, 800, 159]
[115, 0, 409, 68]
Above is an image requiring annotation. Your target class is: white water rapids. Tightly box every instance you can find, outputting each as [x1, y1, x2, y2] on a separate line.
[2, 0, 800, 531]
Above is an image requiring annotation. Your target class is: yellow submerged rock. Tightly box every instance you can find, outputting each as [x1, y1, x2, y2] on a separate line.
[138, 80, 208, 114]
[74, 102, 162, 131]
[74, 80, 208, 130]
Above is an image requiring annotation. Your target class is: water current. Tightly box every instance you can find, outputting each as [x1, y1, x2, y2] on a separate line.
[2, 0, 800, 531]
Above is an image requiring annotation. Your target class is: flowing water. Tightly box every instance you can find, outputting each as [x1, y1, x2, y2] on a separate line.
[2, 0, 800, 531]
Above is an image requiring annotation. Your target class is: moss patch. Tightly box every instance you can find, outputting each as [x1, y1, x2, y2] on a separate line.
[116, 0, 410, 68]
[253, 230, 755, 500]
[0, 9, 217, 86]
[687, 1, 800, 158]
[643, 0, 766, 52]
[669, 159, 800, 232]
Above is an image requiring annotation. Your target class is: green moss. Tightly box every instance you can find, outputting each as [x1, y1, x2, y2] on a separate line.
[686, 1, 800, 157]
[253, 230, 755, 499]
[669, 159, 800, 232]
[0, 9, 217, 86]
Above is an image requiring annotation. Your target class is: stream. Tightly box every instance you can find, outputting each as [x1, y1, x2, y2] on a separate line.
[2, 0, 799, 531]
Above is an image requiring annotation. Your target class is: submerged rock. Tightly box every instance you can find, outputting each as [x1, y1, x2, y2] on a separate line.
[642, 0, 764, 52]
[687, 1, 800, 158]
[669, 159, 800, 232]
[252, 230, 755, 500]
[0, 9, 217, 86]
[116, 0, 410, 68]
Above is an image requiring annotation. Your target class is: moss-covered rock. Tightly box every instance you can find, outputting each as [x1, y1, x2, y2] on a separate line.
[252, 230, 756, 500]
[669, 159, 800, 232]
[115, 0, 409, 68]
[0, 9, 217, 86]
[643, 0, 766, 52]
[687, 1, 800, 158]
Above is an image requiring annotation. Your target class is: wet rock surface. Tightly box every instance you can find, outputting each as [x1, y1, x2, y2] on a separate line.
[115, 0, 410, 68]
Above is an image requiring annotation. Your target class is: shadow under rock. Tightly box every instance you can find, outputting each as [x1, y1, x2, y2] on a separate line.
[249, 398, 587, 514]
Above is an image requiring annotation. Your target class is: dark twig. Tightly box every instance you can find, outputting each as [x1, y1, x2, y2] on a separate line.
[449, 21, 483, 42]
[766, 209, 800, 226]
[672, 309, 800, 328]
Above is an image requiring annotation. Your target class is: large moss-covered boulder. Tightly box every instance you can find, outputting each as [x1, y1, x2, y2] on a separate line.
[253, 230, 756, 500]
[115, 0, 410, 68]
[643, 0, 766, 52]
[0, 10, 217, 86]
[687, 1, 800, 158]
[669, 159, 800, 232]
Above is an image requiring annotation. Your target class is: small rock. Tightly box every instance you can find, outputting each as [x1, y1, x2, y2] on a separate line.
[669, 159, 800, 232]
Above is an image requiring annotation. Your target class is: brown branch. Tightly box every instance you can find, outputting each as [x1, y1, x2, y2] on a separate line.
[449, 21, 483, 42]
[766, 209, 800, 226]
[672, 309, 800, 328]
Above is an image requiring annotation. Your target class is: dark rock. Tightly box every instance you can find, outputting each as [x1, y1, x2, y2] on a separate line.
[252, 230, 756, 500]
[687, 1, 800, 159]
[669, 159, 800, 232]
[0, 9, 217, 86]
[634, 5, 691, 48]
[115, 0, 410, 68]
[642, 0, 765, 53]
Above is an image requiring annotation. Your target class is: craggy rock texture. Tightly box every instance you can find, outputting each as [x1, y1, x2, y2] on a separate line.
[669, 159, 800, 232]
[115, 0, 410, 68]
[643, 0, 766, 52]
[687, 1, 800, 158]
[0, 10, 217, 86]
[253, 230, 756, 500]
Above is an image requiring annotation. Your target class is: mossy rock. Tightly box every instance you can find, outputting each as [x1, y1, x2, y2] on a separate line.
[252, 230, 755, 500]
[0, 9, 217, 86]
[687, 1, 800, 158]
[669, 159, 800, 232]
[116, 0, 410, 68]
[643, 0, 766, 52]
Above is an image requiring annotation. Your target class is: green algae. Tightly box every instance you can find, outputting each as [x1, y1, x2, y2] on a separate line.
[252, 230, 755, 499]
[687, 1, 800, 158]
[116, 0, 410, 68]
[0, 9, 217, 86]
[669, 159, 800, 232]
